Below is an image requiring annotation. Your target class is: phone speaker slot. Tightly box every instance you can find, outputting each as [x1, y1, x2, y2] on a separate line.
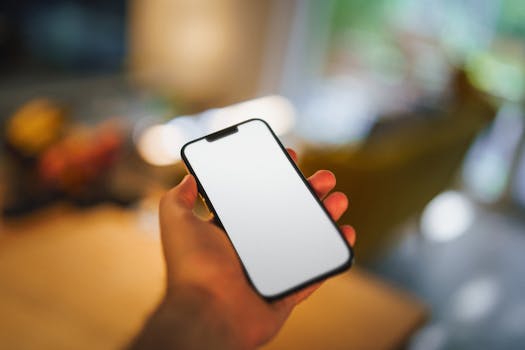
[205, 126, 239, 142]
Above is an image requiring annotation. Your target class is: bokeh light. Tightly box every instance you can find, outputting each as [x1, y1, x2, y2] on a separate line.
[136, 123, 186, 166]
[421, 191, 475, 242]
[204, 95, 296, 136]
[135, 95, 295, 166]
[451, 276, 501, 322]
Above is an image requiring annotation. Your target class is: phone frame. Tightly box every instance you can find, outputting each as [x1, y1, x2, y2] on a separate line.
[180, 118, 354, 300]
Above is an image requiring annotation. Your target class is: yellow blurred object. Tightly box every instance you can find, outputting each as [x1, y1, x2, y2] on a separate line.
[299, 71, 496, 262]
[5, 99, 66, 156]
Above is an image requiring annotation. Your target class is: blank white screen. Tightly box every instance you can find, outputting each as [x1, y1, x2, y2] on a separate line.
[182, 119, 351, 297]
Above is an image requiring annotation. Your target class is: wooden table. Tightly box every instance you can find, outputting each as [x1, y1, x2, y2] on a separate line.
[0, 204, 427, 349]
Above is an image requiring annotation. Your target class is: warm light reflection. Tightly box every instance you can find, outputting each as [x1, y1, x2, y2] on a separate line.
[204, 95, 295, 136]
[137, 124, 186, 166]
[135, 96, 295, 166]
[420, 191, 475, 242]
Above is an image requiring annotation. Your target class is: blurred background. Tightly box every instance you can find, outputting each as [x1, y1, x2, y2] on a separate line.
[1, 0, 524, 349]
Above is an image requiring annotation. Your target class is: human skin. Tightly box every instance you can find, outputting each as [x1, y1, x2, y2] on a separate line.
[131, 149, 356, 350]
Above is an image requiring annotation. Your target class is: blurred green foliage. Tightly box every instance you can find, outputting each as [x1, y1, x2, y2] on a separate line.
[328, 0, 525, 101]
[498, 0, 525, 37]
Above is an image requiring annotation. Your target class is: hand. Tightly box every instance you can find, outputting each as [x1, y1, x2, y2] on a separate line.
[142, 149, 356, 349]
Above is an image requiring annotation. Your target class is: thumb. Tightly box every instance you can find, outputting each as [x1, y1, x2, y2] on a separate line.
[170, 174, 198, 210]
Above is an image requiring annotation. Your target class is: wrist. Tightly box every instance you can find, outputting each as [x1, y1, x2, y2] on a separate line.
[162, 285, 239, 349]
[131, 285, 239, 350]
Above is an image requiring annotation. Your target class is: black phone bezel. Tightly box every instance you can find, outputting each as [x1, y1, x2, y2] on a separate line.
[180, 118, 354, 301]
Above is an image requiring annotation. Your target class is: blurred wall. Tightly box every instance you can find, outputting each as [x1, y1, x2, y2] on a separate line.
[129, 0, 294, 108]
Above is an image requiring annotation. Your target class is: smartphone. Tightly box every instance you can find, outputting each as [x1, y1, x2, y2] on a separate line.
[181, 119, 353, 299]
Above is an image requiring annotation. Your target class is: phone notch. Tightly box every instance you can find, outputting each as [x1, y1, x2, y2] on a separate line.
[205, 125, 239, 142]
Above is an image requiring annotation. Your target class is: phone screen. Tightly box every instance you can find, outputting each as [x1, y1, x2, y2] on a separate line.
[181, 119, 352, 298]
